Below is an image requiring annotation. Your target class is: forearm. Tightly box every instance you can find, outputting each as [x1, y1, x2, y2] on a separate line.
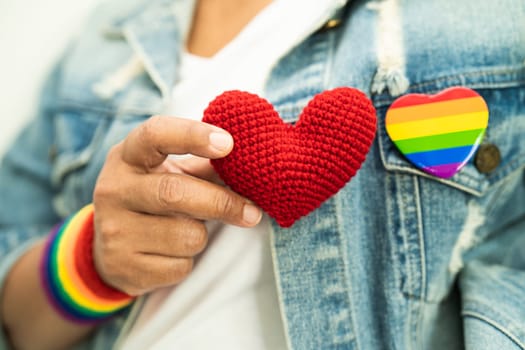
[1, 240, 95, 350]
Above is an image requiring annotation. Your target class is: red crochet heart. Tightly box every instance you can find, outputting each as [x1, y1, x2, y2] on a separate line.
[203, 87, 377, 227]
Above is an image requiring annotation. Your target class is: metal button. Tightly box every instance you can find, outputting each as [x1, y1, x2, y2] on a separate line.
[474, 143, 501, 174]
[321, 19, 342, 31]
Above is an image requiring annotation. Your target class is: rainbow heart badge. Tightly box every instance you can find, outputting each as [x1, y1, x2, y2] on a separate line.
[385, 87, 489, 179]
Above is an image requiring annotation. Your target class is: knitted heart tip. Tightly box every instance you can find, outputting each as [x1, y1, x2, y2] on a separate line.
[204, 88, 376, 228]
[277, 218, 295, 229]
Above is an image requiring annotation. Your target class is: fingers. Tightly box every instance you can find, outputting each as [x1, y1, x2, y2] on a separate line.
[93, 210, 204, 295]
[122, 212, 208, 257]
[92, 115, 258, 296]
[122, 116, 233, 169]
[99, 251, 194, 296]
[131, 254, 194, 293]
[175, 156, 223, 184]
[120, 172, 261, 227]
[152, 157, 222, 184]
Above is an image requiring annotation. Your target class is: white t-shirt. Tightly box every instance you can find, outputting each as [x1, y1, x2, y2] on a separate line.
[120, 1, 343, 349]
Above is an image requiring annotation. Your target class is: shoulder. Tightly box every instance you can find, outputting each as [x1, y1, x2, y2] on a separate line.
[55, 0, 165, 111]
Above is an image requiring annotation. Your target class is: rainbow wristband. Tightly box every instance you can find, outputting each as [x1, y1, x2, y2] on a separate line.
[40, 204, 133, 324]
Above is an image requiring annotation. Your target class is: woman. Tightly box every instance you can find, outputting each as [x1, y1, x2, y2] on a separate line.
[1, 0, 524, 349]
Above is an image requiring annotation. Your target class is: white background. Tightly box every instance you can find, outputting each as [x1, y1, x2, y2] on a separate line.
[0, 0, 102, 157]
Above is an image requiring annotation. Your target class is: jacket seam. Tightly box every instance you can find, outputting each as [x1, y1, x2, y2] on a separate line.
[335, 194, 359, 349]
[462, 310, 525, 350]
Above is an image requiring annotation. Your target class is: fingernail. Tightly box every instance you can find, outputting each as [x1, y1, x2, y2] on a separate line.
[209, 132, 233, 153]
[243, 204, 262, 225]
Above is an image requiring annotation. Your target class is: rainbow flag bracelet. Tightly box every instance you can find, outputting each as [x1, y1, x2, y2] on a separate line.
[40, 204, 134, 324]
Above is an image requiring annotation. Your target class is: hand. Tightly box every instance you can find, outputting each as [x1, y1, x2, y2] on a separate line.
[92, 116, 262, 296]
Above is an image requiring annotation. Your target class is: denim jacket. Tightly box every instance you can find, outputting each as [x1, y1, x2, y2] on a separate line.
[0, 0, 524, 349]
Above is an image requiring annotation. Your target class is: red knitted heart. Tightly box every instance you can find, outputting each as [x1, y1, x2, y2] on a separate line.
[203, 87, 377, 227]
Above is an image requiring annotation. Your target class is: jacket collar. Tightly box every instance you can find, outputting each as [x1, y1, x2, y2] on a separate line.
[103, 0, 350, 100]
[106, 0, 196, 100]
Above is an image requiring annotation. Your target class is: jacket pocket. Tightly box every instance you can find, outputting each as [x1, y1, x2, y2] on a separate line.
[460, 261, 525, 349]
[463, 316, 524, 350]
[374, 77, 525, 301]
[376, 84, 525, 196]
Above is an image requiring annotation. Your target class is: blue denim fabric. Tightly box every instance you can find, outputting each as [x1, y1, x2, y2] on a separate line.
[0, 0, 524, 349]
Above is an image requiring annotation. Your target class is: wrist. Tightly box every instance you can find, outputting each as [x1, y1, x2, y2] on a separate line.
[40, 204, 133, 324]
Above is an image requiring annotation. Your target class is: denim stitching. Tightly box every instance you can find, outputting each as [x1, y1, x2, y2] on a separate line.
[462, 311, 525, 349]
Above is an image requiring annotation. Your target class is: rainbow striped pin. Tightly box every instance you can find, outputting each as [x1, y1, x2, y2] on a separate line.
[385, 87, 489, 179]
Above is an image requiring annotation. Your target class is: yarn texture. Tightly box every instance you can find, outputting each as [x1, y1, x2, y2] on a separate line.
[203, 87, 377, 227]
